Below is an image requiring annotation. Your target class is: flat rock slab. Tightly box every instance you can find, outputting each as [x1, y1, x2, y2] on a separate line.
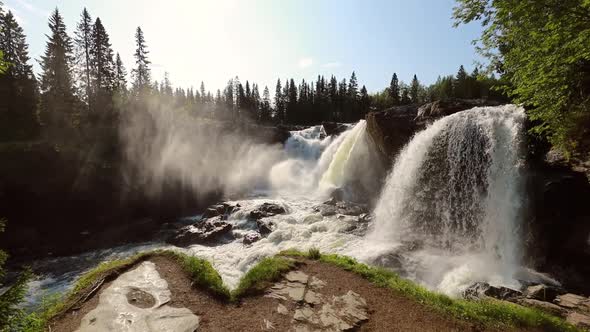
[76, 261, 199, 332]
[266, 270, 368, 331]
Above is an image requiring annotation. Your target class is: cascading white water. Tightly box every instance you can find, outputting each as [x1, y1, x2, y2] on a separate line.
[364, 105, 527, 295]
[269, 122, 371, 196]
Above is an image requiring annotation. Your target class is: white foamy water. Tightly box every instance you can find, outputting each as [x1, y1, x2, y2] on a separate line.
[360, 105, 530, 296]
[22, 107, 556, 308]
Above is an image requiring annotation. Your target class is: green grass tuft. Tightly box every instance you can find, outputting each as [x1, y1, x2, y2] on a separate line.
[307, 247, 321, 260]
[232, 257, 296, 300]
[160, 251, 230, 300]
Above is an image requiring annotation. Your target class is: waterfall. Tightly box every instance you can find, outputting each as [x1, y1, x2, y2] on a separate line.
[366, 105, 526, 295]
[270, 121, 378, 197]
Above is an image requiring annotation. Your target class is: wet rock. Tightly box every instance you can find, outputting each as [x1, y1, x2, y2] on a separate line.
[167, 216, 232, 247]
[463, 282, 522, 301]
[322, 122, 351, 137]
[416, 99, 500, 124]
[525, 284, 564, 302]
[314, 201, 368, 218]
[357, 213, 373, 223]
[202, 202, 240, 219]
[516, 298, 568, 318]
[567, 312, 590, 329]
[554, 293, 590, 311]
[257, 220, 275, 235]
[249, 202, 287, 220]
[330, 188, 346, 202]
[243, 232, 262, 245]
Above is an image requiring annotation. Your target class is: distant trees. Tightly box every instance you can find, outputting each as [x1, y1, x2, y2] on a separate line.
[0, 3, 515, 147]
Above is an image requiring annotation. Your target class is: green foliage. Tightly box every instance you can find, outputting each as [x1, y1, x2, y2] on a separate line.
[454, 0, 590, 157]
[0, 219, 38, 332]
[0, 50, 7, 74]
[280, 250, 577, 332]
[232, 257, 296, 299]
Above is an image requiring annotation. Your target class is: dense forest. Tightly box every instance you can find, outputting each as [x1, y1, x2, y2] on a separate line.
[0, 4, 507, 147]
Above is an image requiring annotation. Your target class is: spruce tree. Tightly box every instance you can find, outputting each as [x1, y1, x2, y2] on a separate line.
[131, 27, 151, 94]
[73, 8, 93, 111]
[410, 74, 420, 104]
[360, 85, 370, 118]
[90, 17, 115, 114]
[114, 53, 127, 92]
[286, 78, 297, 123]
[0, 10, 38, 140]
[261, 85, 271, 123]
[455, 65, 468, 99]
[38, 8, 79, 139]
[389, 73, 400, 105]
[274, 79, 284, 123]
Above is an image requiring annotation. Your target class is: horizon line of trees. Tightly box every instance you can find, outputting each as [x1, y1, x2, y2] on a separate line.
[0, 4, 507, 144]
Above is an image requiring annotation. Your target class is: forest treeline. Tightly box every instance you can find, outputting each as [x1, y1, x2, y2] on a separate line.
[0, 4, 507, 145]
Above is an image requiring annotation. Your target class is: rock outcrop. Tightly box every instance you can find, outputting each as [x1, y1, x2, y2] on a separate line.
[365, 99, 500, 165]
[167, 216, 233, 247]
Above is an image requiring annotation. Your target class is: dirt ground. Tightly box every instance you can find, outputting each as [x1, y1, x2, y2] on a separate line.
[48, 255, 543, 332]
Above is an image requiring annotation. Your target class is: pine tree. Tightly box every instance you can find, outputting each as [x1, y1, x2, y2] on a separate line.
[90, 17, 115, 113]
[131, 27, 151, 94]
[410, 74, 420, 104]
[73, 8, 93, 111]
[286, 78, 297, 123]
[360, 85, 370, 118]
[455, 65, 468, 99]
[261, 85, 271, 123]
[199, 81, 206, 105]
[389, 73, 400, 105]
[274, 79, 284, 123]
[114, 53, 127, 92]
[38, 8, 79, 139]
[0, 9, 38, 140]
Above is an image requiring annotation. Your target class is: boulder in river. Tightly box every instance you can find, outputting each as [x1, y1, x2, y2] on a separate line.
[243, 232, 262, 245]
[249, 202, 287, 220]
[167, 216, 233, 247]
[257, 219, 275, 235]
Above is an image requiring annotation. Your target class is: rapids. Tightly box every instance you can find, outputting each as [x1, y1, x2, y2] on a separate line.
[19, 106, 558, 309]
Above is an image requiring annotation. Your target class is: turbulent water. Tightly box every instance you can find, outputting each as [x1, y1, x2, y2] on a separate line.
[22, 105, 559, 308]
[357, 105, 558, 295]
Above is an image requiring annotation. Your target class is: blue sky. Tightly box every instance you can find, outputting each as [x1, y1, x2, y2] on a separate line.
[3, 0, 484, 93]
